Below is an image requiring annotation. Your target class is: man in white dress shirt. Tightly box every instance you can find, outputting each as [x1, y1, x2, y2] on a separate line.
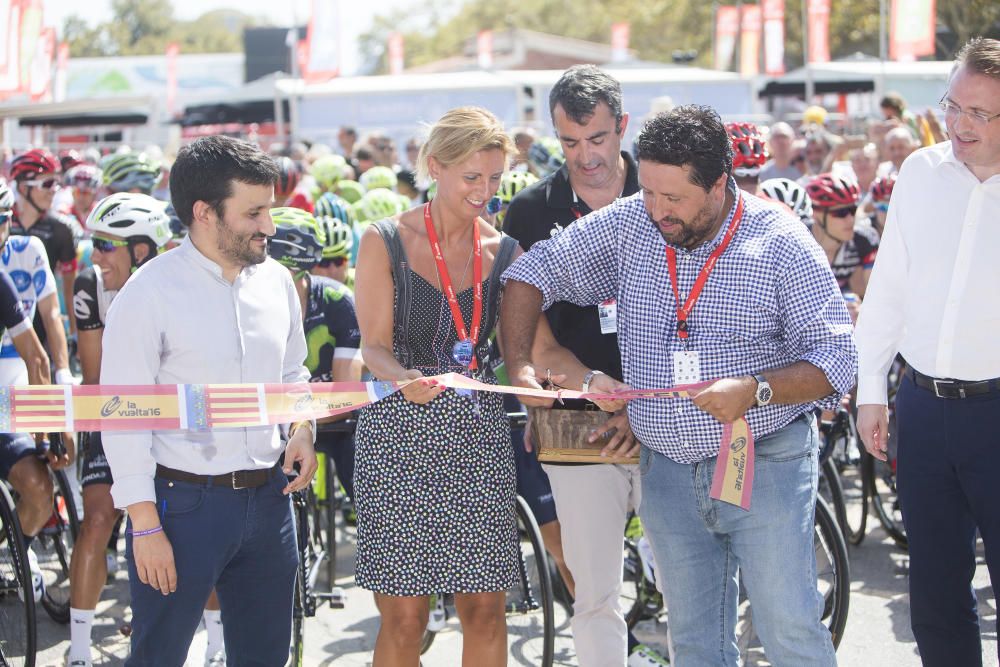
[101, 135, 318, 666]
[856, 37, 1000, 666]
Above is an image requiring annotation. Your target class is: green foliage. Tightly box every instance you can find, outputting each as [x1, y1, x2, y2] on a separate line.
[62, 0, 266, 57]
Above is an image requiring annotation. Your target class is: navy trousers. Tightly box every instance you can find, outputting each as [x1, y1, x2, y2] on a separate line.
[124, 466, 298, 667]
[895, 373, 1000, 667]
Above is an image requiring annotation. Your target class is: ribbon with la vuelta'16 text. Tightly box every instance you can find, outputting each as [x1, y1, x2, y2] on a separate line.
[0, 374, 754, 510]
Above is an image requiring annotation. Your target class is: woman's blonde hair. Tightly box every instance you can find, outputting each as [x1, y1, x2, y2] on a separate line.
[417, 106, 515, 182]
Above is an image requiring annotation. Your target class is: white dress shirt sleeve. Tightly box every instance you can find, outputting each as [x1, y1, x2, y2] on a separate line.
[100, 278, 162, 508]
[854, 174, 910, 406]
[282, 272, 314, 440]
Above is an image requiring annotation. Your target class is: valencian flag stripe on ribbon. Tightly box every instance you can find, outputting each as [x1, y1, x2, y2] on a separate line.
[0, 374, 754, 510]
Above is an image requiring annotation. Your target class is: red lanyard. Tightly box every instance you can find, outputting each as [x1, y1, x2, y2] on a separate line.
[423, 203, 483, 369]
[664, 193, 744, 340]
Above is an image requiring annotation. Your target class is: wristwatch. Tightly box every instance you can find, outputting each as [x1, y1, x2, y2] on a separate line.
[753, 374, 773, 407]
[582, 370, 605, 393]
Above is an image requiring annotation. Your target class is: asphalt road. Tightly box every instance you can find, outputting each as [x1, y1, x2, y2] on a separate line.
[33, 505, 997, 666]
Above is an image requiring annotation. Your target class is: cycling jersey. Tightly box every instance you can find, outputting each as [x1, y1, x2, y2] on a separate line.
[0, 272, 35, 480]
[809, 220, 880, 292]
[11, 209, 79, 275]
[303, 275, 361, 382]
[0, 236, 56, 383]
[72, 266, 117, 331]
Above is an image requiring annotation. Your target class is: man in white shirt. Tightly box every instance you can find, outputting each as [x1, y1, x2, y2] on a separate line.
[855, 37, 1000, 666]
[101, 135, 318, 666]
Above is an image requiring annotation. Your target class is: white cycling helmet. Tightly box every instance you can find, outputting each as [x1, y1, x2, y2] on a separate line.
[87, 193, 173, 248]
[759, 178, 813, 224]
[0, 179, 13, 212]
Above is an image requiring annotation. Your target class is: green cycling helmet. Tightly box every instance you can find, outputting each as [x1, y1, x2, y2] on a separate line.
[359, 166, 397, 192]
[335, 179, 366, 204]
[310, 155, 347, 192]
[268, 206, 326, 271]
[314, 192, 355, 226]
[497, 171, 539, 204]
[356, 188, 405, 223]
[317, 215, 353, 260]
[528, 136, 565, 177]
[100, 152, 161, 195]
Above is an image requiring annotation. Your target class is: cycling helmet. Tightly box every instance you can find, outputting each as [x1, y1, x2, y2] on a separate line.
[336, 179, 365, 204]
[497, 171, 539, 204]
[727, 122, 767, 176]
[9, 149, 59, 182]
[310, 155, 347, 192]
[355, 188, 404, 223]
[65, 164, 102, 191]
[59, 150, 84, 174]
[100, 152, 161, 195]
[313, 192, 355, 226]
[0, 180, 14, 212]
[268, 206, 326, 271]
[759, 178, 813, 223]
[87, 193, 172, 249]
[528, 137, 565, 176]
[164, 203, 186, 240]
[274, 157, 301, 199]
[870, 174, 896, 204]
[805, 173, 860, 209]
[359, 165, 397, 192]
[317, 215, 353, 260]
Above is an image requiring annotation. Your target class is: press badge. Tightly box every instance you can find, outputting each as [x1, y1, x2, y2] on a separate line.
[598, 298, 618, 334]
[673, 350, 702, 384]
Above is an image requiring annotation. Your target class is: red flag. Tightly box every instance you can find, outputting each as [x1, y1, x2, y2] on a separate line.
[715, 6, 740, 71]
[740, 5, 762, 76]
[477, 30, 493, 69]
[0, 0, 22, 96]
[387, 32, 404, 75]
[166, 42, 179, 116]
[807, 0, 831, 64]
[611, 22, 630, 63]
[890, 0, 936, 61]
[28, 24, 53, 102]
[762, 0, 786, 75]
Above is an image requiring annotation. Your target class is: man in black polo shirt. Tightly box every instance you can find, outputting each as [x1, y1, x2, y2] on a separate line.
[503, 65, 665, 667]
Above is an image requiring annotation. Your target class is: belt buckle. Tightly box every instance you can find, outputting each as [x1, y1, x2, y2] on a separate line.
[932, 378, 962, 399]
[231, 471, 249, 490]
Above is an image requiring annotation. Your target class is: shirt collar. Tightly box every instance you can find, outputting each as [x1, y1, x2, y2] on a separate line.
[545, 151, 640, 211]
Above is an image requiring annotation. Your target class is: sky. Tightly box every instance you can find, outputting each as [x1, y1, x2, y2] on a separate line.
[44, 0, 420, 75]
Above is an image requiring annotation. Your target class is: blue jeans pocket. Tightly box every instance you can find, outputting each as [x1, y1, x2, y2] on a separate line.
[755, 414, 817, 463]
[155, 477, 208, 516]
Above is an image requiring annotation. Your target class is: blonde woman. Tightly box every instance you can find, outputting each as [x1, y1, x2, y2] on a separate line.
[354, 107, 520, 666]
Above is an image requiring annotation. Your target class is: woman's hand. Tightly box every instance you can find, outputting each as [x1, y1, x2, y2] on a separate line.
[399, 369, 445, 405]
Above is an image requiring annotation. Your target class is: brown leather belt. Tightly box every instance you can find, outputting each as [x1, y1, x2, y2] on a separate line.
[155, 464, 275, 490]
[906, 367, 1000, 400]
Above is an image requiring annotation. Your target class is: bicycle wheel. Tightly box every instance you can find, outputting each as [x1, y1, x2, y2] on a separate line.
[819, 457, 848, 549]
[38, 469, 80, 624]
[866, 450, 908, 549]
[322, 454, 338, 590]
[735, 496, 850, 657]
[0, 482, 36, 667]
[507, 495, 554, 667]
[824, 410, 868, 546]
[289, 491, 309, 667]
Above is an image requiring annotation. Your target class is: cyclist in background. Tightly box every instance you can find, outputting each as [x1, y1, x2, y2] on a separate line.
[727, 122, 768, 193]
[869, 174, 896, 235]
[60, 164, 102, 230]
[99, 151, 161, 198]
[273, 156, 304, 209]
[313, 192, 359, 274]
[312, 213, 355, 290]
[759, 177, 814, 225]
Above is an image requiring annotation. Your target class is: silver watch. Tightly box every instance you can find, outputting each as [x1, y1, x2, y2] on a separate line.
[582, 370, 605, 393]
[753, 374, 773, 407]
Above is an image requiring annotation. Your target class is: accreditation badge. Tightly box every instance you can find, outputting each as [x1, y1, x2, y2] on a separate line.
[672, 350, 701, 384]
[598, 298, 618, 334]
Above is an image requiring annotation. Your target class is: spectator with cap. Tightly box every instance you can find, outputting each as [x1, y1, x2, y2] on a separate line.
[759, 121, 800, 181]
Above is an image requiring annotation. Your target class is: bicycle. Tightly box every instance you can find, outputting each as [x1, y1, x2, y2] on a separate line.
[0, 474, 36, 667]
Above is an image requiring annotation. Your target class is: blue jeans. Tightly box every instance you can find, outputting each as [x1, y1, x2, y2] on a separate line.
[124, 467, 298, 667]
[638, 414, 836, 667]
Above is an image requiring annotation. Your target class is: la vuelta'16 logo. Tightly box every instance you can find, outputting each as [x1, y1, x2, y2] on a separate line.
[101, 396, 121, 418]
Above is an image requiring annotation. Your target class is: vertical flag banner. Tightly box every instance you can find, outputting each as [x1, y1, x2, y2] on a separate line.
[762, 0, 786, 75]
[714, 6, 740, 71]
[305, 0, 340, 82]
[806, 0, 831, 64]
[477, 30, 493, 69]
[890, 0, 936, 61]
[0, 0, 20, 96]
[165, 42, 179, 116]
[53, 40, 68, 102]
[28, 24, 53, 102]
[387, 32, 404, 75]
[740, 5, 762, 76]
[611, 22, 630, 63]
[19, 0, 43, 94]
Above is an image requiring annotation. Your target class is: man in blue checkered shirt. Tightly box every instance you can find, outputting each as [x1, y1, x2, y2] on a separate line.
[501, 105, 856, 666]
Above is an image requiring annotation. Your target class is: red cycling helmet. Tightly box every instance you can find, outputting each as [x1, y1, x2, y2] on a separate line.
[870, 174, 896, 204]
[59, 149, 84, 173]
[806, 173, 860, 209]
[10, 148, 59, 182]
[727, 122, 767, 173]
[274, 156, 301, 198]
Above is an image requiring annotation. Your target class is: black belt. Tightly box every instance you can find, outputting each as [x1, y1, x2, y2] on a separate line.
[906, 367, 1000, 400]
[155, 464, 275, 489]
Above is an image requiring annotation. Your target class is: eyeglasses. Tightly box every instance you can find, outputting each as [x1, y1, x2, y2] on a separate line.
[0, 211, 12, 224]
[827, 206, 857, 218]
[319, 256, 349, 268]
[23, 178, 59, 190]
[939, 96, 1000, 126]
[91, 236, 130, 253]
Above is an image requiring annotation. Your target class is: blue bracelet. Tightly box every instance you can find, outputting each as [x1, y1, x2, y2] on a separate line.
[128, 525, 164, 538]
